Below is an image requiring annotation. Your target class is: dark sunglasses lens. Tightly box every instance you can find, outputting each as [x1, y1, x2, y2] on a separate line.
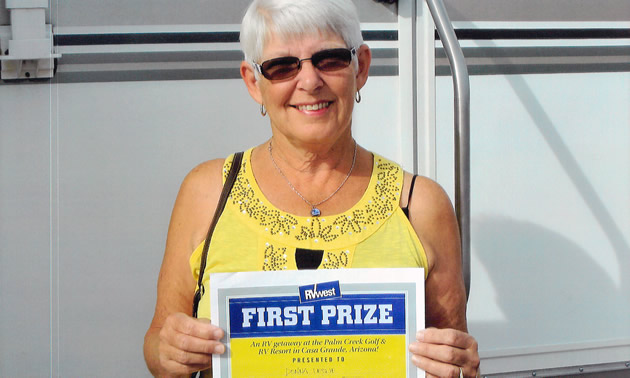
[313, 49, 353, 71]
[261, 57, 300, 80]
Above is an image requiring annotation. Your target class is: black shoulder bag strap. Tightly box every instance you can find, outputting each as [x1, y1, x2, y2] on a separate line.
[192, 151, 243, 319]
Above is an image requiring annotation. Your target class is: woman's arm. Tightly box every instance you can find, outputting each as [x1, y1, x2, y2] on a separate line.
[144, 159, 226, 377]
[404, 174, 480, 377]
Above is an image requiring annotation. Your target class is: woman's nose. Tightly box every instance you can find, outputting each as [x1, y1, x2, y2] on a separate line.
[295, 60, 324, 91]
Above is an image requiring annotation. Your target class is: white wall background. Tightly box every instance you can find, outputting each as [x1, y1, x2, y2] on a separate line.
[436, 72, 630, 373]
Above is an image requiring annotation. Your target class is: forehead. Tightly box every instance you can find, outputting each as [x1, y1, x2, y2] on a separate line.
[262, 30, 346, 56]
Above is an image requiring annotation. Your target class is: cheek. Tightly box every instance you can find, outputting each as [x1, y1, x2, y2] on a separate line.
[262, 85, 292, 109]
[338, 85, 357, 111]
[339, 76, 357, 99]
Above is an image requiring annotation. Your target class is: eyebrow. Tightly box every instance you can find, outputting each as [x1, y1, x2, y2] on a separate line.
[262, 46, 347, 60]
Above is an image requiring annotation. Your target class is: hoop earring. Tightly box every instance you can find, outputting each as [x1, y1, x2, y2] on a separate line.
[260, 104, 267, 116]
[355, 90, 361, 103]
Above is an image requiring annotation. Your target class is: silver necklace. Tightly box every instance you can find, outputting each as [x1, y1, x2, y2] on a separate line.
[268, 140, 357, 217]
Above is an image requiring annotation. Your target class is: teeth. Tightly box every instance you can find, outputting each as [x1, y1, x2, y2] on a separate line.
[297, 102, 330, 111]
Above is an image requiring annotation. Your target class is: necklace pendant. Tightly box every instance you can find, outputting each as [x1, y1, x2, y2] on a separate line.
[311, 208, 321, 217]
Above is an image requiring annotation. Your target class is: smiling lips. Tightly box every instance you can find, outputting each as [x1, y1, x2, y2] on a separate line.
[293, 101, 332, 112]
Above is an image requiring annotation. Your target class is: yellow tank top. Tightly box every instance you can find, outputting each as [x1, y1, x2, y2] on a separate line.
[190, 148, 428, 321]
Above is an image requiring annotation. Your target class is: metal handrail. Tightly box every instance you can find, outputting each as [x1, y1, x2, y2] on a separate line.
[424, 0, 471, 299]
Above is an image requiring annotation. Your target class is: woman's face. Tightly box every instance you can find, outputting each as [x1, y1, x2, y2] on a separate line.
[248, 32, 369, 147]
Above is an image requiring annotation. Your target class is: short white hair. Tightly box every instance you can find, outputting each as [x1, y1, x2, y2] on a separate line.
[240, 0, 364, 65]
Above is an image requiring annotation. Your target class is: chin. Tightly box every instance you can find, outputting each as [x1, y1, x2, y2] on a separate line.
[298, 128, 347, 145]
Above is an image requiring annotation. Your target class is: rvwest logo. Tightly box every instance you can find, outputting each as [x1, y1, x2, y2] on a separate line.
[299, 280, 341, 303]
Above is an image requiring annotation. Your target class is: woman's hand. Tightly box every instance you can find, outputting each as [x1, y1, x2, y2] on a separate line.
[157, 312, 225, 376]
[408, 327, 480, 378]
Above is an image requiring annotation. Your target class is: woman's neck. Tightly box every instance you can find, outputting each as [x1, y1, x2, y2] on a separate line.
[249, 135, 370, 217]
[267, 134, 355, 175]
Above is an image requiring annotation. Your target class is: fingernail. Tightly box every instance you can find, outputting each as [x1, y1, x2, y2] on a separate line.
[410, 354, 421, 365]
[214, 329, 224, 339]
[416, 330, 425, 341]
[215, 344, 225, 354]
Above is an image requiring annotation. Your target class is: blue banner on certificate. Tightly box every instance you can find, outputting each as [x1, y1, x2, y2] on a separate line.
[211, 268, 424, 378]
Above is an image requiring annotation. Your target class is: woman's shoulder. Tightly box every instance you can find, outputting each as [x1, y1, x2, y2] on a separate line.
[180, 148, 250, 212]
[173, 157, 230, 249]
[406, 174, 452, 208]
[401, 172, 452, 210]
[402, 172, 460, 269]
[182, 158, 226, 194]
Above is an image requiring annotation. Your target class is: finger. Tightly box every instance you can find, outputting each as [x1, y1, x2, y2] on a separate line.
[159, 323, 225, 355]
[161, 359, 210, 375]
[409, 340, 468, 367]
[162, 342, 214, 365]
[159, 359, 208, 376]
[160, 316, 225, 356]
[168, 330, 226, 355]
[167, 313, 224, 340]
[159, 343, 213, 375]
[417, 328, 477, 350]
[411, 353, 462, 378]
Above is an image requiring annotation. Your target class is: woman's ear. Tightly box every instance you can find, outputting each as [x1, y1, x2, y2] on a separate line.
[355, 44, 372, 91]
[240, 61, 263, 104]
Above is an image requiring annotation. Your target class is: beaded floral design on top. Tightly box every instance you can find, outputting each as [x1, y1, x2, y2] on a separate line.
[224, 150, 402, 245]
[262, 243, 288, 271]
[321, 250, 350, 269]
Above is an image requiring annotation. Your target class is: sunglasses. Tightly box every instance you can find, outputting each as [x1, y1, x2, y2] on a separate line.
[253, 47, 356, 81]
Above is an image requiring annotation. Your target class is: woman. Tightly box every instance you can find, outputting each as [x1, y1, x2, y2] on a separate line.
[144, 0, 480, 377]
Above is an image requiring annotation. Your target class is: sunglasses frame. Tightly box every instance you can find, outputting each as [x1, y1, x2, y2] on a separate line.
[253, 47, 357, 81]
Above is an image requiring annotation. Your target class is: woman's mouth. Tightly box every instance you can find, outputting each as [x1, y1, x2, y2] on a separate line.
[292, 102, 332, 111]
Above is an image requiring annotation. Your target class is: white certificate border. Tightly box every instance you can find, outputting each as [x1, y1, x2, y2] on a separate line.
[210, 268, 425, 378]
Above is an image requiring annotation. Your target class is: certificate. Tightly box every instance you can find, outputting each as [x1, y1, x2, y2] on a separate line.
[211, 268, 424, 378]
